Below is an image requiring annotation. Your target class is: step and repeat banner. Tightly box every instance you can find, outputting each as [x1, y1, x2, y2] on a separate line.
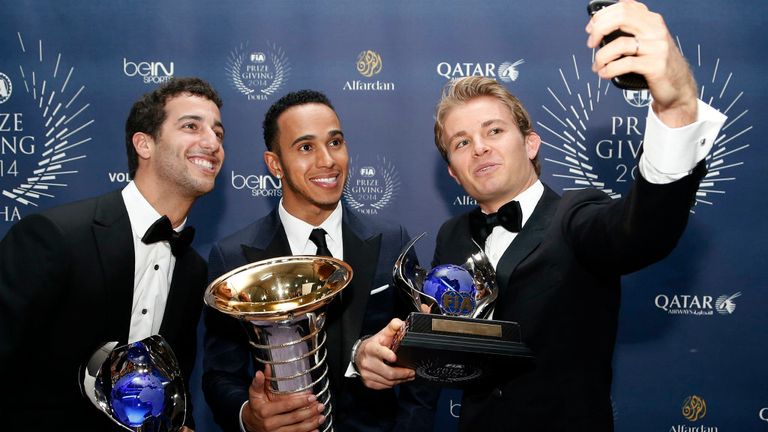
[1, 1, 765, 430]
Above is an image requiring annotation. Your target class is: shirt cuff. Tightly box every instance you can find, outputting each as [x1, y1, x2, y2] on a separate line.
[639, 99, 727, 184]
[345, 361, 358, 378]
[239, 401, 248, 432]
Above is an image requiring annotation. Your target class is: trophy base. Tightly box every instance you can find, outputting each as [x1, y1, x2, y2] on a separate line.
[392, 313, 535, 387]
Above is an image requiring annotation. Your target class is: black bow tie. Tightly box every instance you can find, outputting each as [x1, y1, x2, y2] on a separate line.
[141, 215, 195, 257]
[469, 200, 523, 246]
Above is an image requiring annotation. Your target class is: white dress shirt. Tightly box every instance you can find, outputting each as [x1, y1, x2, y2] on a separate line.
[122, 181, 186, 343]
[279, 199, 344, 259]
[482, 100, 726, 317]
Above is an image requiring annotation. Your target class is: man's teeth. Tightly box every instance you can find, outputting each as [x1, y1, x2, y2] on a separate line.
[192, 159, 214, 169]
[313, 177, 336, 184]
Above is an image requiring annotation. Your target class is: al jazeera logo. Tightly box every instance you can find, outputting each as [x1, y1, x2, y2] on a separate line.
[343, 155, 399, 215]
[668, 395, 719, 432]
[227, 41, 290, 101]
[0, 33, 93, 223]
[540, 42, 750, 213]
[343, 50, 395, 92]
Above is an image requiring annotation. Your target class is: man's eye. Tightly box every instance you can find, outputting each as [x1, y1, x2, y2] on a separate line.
[329, 139, 343, 147]
[299, 143, 312, 152]
[455, 139, 469, 149]
[489, 127, 502, 135]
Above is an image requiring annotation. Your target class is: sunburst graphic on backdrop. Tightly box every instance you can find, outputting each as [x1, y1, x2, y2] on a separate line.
[2, 32, 92, 207]
[538, 38, 750, 213]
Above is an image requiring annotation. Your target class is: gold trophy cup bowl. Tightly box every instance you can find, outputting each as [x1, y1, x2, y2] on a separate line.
[205, 256, 353, 432]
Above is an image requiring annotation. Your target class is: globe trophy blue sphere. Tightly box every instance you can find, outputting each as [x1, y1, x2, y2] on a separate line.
[423, 264, 477, 316]
[111, 365, 168, 427]
[80, 335, 187, 431]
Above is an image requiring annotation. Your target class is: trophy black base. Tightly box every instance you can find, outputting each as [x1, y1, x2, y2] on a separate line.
[392, 312, 535, 387]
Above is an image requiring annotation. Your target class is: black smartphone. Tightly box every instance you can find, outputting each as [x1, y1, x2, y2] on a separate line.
[587, 0, 648, 90]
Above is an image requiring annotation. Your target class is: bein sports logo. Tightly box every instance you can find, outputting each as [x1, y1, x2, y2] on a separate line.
[1, 33, 93, 223]
[540, 41, 750, 214]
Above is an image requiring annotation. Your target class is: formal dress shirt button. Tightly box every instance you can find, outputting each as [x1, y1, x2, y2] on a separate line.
[154, 264, 159, 270]
[492, 388, 503, 398]
[142, 308, 148, 315]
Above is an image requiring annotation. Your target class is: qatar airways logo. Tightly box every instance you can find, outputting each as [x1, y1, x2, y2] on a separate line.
[654, 292, 741, 316]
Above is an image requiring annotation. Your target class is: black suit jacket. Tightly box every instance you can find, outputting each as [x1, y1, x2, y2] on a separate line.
[203, 205, 437, 432]
[0, 190, 207, 431]
[433, 163, 706, 431]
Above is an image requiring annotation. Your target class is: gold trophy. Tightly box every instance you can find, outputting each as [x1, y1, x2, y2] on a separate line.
[205, 256, 352, 432]
[391, 233, 534, 386]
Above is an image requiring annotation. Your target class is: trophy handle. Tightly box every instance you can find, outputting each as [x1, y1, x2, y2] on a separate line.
[464, 240, 498, 319]
[393, 232, 439, 313]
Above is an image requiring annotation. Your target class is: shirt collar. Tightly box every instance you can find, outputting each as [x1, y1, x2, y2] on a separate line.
[480, 180, 543, 229]
[122, 181, 187, 240]
[278, 199, 343, 254]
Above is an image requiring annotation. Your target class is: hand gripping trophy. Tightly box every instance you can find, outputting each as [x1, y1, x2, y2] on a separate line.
[391, 233, 534, 386]
[204, 256, 353, 432]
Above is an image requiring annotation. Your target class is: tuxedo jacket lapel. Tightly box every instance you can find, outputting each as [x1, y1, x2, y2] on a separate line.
[241, 210, 291, 263]
[91, 191, 135, 344]
[495, 186, 559, 310]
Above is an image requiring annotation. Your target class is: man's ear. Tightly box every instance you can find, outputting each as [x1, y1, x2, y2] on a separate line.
[132, 132, 153, 161]
[447, 164, 461, 185]
[263, 151, 283, 178]
[525, 131, 541, 161]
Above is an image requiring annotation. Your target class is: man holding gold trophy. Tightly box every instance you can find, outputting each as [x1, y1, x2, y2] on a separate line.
[202, 90, 437, 432]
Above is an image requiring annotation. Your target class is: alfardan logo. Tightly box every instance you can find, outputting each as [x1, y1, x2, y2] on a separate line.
[343, 49, 395, 92]
[668, 395, 719, 432]
[682, 395, 707, 422]
[0, 33, 93, 224]
[540, 40, 750, 214]
[356, 50, 382, 77]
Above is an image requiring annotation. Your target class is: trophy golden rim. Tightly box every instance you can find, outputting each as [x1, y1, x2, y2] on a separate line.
[204, 255, 354, 320]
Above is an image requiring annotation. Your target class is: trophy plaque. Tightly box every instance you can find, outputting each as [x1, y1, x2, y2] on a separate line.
[80, 335, 187, 432]
[205, 256, 353, 432]
[391, 233, 534, 386]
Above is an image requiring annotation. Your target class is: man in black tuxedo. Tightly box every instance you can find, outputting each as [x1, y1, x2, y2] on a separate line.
[203, 90, 436, 432]
[430, 2, 726, 430]
[0, 77, 225, 431]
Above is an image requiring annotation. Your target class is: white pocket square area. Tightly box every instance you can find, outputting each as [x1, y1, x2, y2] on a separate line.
[370, 284, 389, 295]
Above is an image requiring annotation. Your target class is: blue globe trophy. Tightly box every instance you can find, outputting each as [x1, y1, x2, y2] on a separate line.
[80, 335, 186, 431]
[204, 256, 353, 432]
[392, 233, 534, 386]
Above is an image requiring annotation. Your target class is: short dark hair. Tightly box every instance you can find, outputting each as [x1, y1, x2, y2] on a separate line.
[262, 90, 335, 153]
[125, 77, 223, 178]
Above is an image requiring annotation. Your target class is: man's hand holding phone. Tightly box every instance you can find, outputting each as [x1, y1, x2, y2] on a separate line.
[586, 0, 698, 127]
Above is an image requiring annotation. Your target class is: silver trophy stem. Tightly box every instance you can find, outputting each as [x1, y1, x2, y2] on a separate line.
[245, 315, 334, 431]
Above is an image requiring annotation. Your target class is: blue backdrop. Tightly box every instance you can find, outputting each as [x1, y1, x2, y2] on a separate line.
[1, 1, 766, 430]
